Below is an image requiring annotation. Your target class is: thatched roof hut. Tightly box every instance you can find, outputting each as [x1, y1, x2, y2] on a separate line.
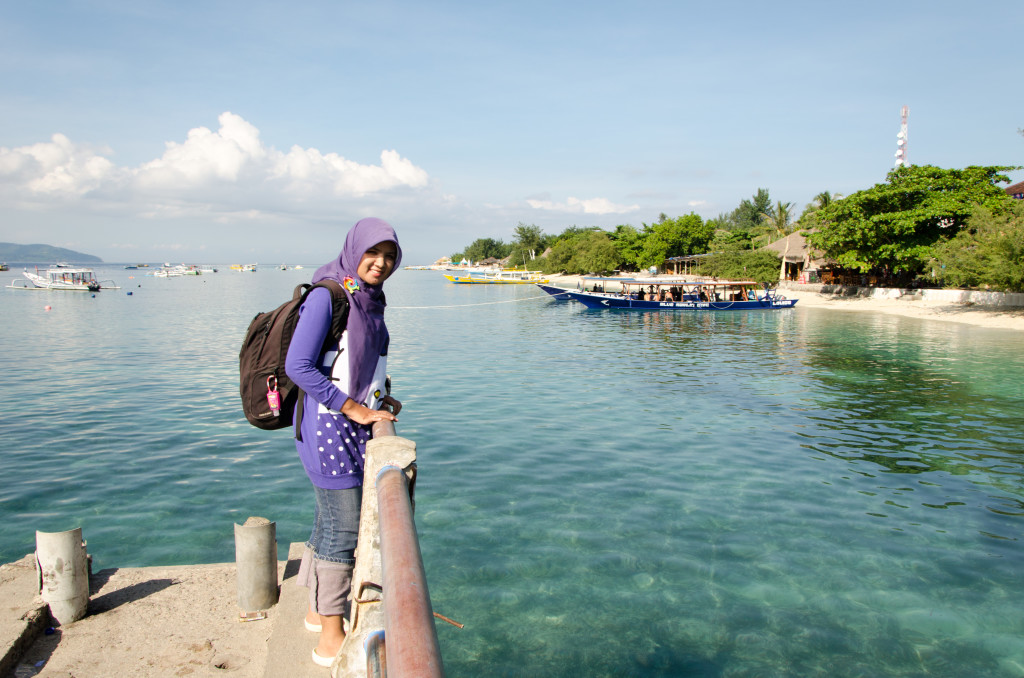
[762, 231, 830, 282]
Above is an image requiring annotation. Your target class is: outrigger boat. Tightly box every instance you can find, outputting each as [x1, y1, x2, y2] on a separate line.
[542, 278, 796, 311]
[8, 266, 120, 291]
[444, 269, 550, 284]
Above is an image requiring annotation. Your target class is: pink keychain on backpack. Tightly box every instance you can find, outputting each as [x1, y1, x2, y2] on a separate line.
[266, 375, 281, 416]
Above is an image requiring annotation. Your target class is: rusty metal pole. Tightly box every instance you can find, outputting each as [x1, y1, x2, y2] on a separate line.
[376, 464, 444, 678]
[364, 629, 387, 678]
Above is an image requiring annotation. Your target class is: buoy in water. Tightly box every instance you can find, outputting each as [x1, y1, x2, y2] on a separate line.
[44, 305, 52, 311]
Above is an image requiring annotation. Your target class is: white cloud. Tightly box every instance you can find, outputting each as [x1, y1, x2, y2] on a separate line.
[0, 133, 115, 196]
[526, 195, 639, 215]
[688, 200, 707, 207]
[271, 145, 428, 197]
[0, 112, 430, 209]
[135, 113, 264, 187]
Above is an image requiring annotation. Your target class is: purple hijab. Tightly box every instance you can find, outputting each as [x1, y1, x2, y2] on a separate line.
[311, 218, 402, 404]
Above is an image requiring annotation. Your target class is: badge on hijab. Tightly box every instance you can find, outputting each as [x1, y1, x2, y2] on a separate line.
[343, 276, 360, 293]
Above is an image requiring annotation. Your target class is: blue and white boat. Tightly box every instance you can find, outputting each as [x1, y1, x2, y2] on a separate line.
[536, 283, 574, 300]
[537, 276, 643, 301]
[543, 278, 796, 311]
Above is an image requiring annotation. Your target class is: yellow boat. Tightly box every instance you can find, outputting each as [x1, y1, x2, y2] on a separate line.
[444, 270, 549, 284]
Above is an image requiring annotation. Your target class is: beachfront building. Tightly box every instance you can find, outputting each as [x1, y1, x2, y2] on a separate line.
[1006, 181, 1024, 200]
[664, 253, 714, 276]
[763, 231, 830, 283]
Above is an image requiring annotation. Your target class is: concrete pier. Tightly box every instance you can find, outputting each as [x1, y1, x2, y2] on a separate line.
[0, 543, 335, 677]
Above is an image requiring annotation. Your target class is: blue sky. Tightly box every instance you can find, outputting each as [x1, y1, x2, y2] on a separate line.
[1, 1, 1021, 265]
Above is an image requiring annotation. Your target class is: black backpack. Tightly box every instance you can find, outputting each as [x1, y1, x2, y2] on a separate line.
[239, 280, 349, 440]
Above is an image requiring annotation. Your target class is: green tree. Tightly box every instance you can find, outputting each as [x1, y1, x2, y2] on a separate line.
[929, 202, 1024, 291]
[761, 200, 795, 239]
[798, 191, 844, 230]
[695, 250, 782, 284]
[709, 228, 754, 252]
[637, 213, 714, 268]
[732, 188, 773, 231]
[455, 237, 510, 262]
[541, 229, 622, 274]
[507, 222, 549, 268]
[609, 224, 644, 270]
[705, 212, 736, 231]
[807, 165, 1020, 275]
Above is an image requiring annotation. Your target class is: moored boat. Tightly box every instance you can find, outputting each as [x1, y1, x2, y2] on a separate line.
[536, 283, 574, 300]
[555, 278, 796, 311]
[151, 264, 203, 277]
[8, 266, 120, 291]
[444, 269, 549, 284]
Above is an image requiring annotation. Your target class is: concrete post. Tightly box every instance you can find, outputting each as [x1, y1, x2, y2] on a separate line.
[35, 527, 90, 625]
[234, 517, 278, 612]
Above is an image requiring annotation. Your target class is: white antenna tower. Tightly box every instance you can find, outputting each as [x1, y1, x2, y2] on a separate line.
[895, 105, 909, 168]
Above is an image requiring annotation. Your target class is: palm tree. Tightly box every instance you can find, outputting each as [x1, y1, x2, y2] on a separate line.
[812, 191, 843, 211]
[761, 200, 795, 239]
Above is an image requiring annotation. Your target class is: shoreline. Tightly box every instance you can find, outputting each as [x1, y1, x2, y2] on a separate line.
[546, 275, 1024, 332]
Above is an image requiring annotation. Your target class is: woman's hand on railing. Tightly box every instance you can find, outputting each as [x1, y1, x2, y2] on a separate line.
[341, 397, 400, 425]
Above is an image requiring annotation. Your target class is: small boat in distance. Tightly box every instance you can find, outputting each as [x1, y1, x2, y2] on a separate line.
[230, 264, 257, 272]
[150, 264, 203, 277]
[545, 278, 796, 311]
[8, 266, 120, 291]
[444, 269, 549, 284]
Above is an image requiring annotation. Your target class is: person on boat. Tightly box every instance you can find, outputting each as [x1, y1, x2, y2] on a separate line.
[285, 217, 403, 668]
[637, 287, 646, 301]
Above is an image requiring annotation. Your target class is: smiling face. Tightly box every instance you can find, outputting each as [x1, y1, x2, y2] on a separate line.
[356, 240, 398, 285]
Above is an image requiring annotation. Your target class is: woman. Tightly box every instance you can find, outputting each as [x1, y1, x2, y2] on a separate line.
[284, 217, 403, 667]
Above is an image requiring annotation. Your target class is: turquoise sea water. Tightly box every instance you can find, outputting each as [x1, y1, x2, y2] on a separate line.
[2, 265, 1023, 677]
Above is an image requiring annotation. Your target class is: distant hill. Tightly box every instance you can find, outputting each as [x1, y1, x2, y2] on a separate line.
[0, 243, 103, 263]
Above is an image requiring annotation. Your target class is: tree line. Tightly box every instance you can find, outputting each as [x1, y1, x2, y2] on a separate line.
[451, 163, 1024, 290]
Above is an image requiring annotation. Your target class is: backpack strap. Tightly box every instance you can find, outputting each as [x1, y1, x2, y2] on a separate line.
[294, 280, 350, 442]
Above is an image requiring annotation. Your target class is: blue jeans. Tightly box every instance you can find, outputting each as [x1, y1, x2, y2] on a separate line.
[306, 485, 362, 564]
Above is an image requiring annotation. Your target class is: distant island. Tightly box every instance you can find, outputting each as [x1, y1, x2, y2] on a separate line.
[0, 242, 102, 263]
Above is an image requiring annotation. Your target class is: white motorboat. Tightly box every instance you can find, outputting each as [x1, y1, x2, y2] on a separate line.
[8, 266, 120, 291]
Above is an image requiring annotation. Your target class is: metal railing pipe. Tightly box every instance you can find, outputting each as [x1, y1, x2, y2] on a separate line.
[364, 629, 387, 678]
[376, 464, 444, 678]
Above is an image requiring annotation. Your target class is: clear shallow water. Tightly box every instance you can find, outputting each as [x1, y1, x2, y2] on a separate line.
[2, 266, 1023, 677]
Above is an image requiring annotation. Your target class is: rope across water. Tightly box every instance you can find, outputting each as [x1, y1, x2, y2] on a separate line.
[389, 294, 552, 310]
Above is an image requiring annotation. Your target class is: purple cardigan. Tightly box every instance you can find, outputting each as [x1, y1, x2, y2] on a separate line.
[285, 286, 374, 489]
